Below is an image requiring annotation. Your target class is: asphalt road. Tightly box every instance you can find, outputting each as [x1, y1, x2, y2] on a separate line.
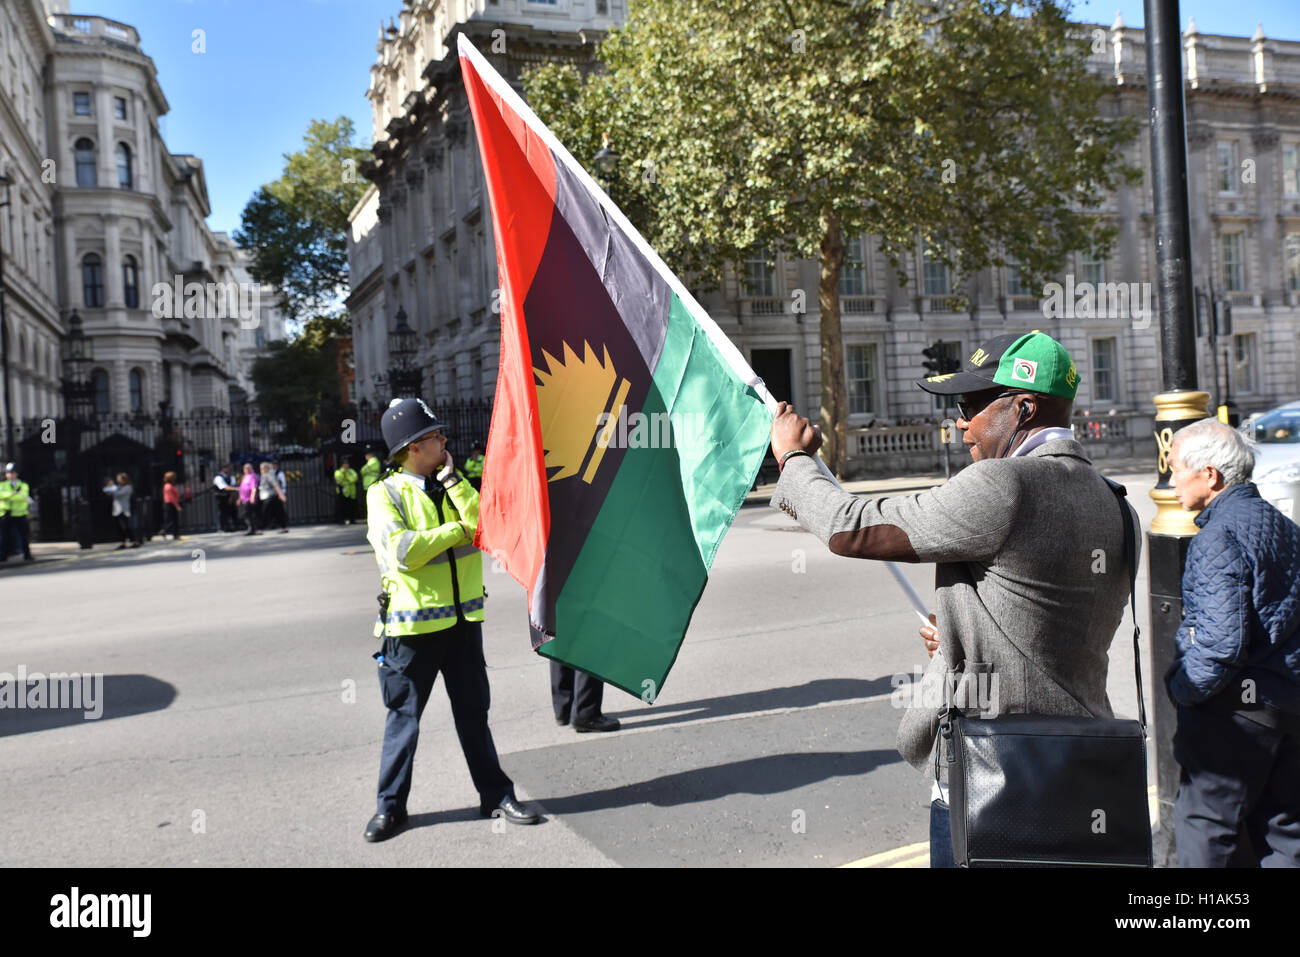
[0, 469, 1158, 868]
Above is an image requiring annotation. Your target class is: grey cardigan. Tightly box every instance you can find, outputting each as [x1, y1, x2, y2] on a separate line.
[771, 438, 1138, 772]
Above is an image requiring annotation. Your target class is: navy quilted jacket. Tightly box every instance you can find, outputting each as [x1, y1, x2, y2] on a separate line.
[1166, 482, 1300, 713]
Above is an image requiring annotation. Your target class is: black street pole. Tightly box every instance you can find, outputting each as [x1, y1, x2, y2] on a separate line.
[1144, 0, 1210, 868]
[0, 173, 14, 465]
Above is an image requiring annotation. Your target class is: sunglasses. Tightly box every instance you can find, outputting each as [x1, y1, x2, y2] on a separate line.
[956, 391, 1029, 422]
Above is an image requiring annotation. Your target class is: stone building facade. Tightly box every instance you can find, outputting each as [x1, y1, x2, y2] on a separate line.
[0, 1, 284, 441]
[349, 4, 1300, 434]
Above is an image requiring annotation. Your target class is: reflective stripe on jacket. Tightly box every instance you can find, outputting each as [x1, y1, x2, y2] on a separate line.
[366, 470, 483, 637]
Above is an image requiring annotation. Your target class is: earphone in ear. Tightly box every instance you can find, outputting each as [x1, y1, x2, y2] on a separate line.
[1018, 401, 1033, 423]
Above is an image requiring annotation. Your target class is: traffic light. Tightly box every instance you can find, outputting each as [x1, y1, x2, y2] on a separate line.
[922, 340, 945, 376]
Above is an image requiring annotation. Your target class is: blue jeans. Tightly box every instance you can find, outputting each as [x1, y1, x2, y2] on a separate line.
[931, 798, 956, 868]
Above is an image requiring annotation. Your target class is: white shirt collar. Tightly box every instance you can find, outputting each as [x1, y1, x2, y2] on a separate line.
[1011, 426, 1075, 457]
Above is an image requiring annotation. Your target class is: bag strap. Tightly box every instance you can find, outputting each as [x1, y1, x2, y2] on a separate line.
[1104, 477, 1146, 732]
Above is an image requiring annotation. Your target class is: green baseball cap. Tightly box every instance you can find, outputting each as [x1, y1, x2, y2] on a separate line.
[991, 332, 1080, 399]
[916, 330, 1080, 399]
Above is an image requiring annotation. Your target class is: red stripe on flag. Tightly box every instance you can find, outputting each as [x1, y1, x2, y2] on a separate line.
[460, 49, 555, 600]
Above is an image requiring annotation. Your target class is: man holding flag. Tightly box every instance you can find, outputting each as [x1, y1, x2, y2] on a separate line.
[768, 331, 1138, 867]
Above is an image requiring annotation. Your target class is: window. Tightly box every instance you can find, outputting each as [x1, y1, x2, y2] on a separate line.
[839, 236, 866, 297]
[1233, 333, 1257, 394]
[846, 344, 877, 415]
[743, 245, 775, 297]
[1081, 249, 1105, 287]
[1283, 144, 1299, 197]
[73, 91, 91, 115]
[1217, 141, 1239, 193]
[123, 256, 139, 308]
[129, 369, 143, 413]
[1092, 338, 1117, 403]
[1286, 233, 1300, 292]
[923, 246, 949, 295]
[75, 138, 96, 187]
[1221, 232, 1244, 291]
[116, 143, 132, 189]
[82, 254, 104, 307]
[1005, 263, 1029, 297]
[92, 369, 110, 414]
[114, 96, 127, 120]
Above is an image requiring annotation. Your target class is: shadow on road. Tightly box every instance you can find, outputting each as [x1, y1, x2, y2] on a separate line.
[0, 673, 177, 737]
[533, 748, 900, 814]
[607, 676, 896, 730]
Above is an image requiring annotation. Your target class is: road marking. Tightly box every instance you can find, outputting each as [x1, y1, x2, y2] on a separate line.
[840, 841, 929, 868]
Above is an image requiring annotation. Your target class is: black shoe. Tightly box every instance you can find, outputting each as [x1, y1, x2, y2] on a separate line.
[116, 544, 127, 550]
[363, 810, 407, 843]
[555, 714, 570, 726]
[573, 714, 621, 733]
[481, 796, 539, 825]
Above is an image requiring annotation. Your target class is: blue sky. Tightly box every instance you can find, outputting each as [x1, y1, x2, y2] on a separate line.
[82, 1, 1300, 238]
[84, 0, 397, 236]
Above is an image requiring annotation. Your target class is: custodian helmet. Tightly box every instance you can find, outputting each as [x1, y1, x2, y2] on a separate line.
[381, 397, 450, 459]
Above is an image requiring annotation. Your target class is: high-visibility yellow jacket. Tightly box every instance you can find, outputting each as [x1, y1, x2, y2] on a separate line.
[334, 466, 358, 499]
[360, 457, 382, 489]
[367, 469, 483, 637]
[463, 454, 484, 480]
[0, 479, 31, 517]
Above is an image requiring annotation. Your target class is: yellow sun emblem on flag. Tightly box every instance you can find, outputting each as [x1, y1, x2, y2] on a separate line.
[534, 340, 630, 484]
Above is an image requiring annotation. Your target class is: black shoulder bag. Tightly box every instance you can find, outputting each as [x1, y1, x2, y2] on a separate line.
[939, 479, 1153, 867]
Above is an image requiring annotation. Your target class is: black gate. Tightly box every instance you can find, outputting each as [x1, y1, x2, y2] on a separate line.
[12, 398, 494, 542]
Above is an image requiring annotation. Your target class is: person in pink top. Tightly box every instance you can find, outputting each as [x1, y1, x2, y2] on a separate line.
[238, 463, 262, 536]
[162, 470, 183, 540]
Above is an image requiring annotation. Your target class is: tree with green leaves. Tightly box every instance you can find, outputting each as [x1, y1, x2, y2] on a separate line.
[250, 314, 351, 446]
[524, 0, 1139, 476]
[235, 117, 370, 324]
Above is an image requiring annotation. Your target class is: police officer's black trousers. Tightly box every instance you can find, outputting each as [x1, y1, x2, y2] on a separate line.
[1174, 701, 1300, 867]
[0, 515, 31, 560]
[550, 661, 604, 723]
[375, 619, 514, 816]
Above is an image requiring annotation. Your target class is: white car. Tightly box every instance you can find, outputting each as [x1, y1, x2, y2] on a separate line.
[1243, 400, 1300, 522]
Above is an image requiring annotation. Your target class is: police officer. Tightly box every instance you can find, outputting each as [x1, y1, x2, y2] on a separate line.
[0, 463, 34, 563]
[363, 397, 538, 842]
[334, 457, 359, 524]
[463, 444, 485, 492]
[359, 450, 382, 519]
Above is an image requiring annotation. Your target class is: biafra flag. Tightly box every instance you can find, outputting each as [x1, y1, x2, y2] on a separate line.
[459, 36, 773, 701]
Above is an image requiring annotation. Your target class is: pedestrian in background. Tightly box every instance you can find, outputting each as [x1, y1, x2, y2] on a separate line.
[1166, 419, 1300, 868]
[259, 462, 289, 533]
[103, 473, 139, 549]
[0, 462, 34, 562]
[162, 471, 183, 541]
[238, 463, 262, 536]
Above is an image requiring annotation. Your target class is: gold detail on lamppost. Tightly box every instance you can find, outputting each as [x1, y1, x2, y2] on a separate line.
[1149, 390, 1210, 536]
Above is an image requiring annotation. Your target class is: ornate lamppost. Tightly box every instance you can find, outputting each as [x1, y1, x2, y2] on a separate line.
[60, 310, 95, 422]
[387, 305, 421, 398]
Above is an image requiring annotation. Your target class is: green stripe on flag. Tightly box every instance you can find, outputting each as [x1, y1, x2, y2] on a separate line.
[653, 293, 772, 566]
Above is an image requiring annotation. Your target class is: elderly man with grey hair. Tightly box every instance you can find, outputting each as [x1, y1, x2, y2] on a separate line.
[1166, 418, 1300, 868]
